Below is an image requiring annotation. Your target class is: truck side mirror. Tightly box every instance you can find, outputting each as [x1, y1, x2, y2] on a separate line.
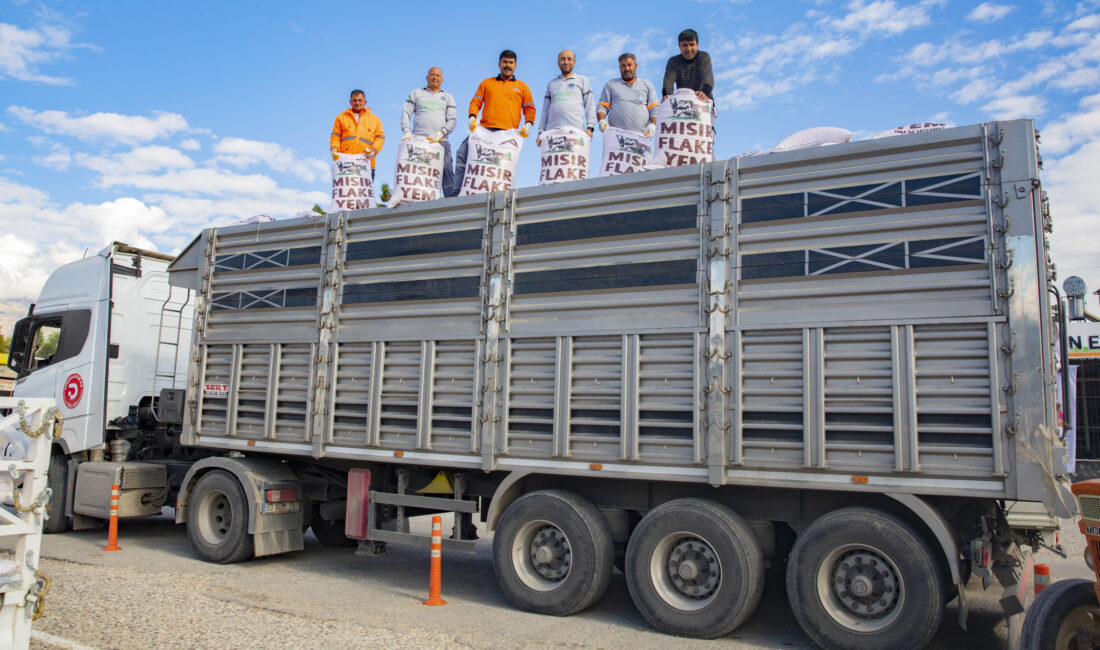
[7, 317, 31, 376]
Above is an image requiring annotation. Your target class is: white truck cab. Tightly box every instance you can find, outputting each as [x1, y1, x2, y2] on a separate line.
[7, 243, 193, 532]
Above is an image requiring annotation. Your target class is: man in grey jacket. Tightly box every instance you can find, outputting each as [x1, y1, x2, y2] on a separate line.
[401, 67, 458, 196]
[596, 53, 659, 137]
[537, 49, 596, 145]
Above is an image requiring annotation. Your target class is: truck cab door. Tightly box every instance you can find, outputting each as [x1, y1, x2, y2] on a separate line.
[10, 307, 102, 453]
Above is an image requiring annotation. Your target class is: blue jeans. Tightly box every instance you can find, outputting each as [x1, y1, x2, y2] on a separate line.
[440, 138, 454, 197]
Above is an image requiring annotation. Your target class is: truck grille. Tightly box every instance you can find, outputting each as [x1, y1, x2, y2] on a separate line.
[1080, 494, 1100, 523]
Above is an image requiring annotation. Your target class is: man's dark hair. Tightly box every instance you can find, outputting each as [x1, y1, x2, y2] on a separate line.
[349, 89, 365, 100]
[678, 29, 698, 44]
[499, 49, 517, 61]
[618, 52, 636, 63]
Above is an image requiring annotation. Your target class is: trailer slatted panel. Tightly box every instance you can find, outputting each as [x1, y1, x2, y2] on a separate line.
[172, 121, 1059, 499]
[638, 333, 697, 464]
[430, 340, 478, 453]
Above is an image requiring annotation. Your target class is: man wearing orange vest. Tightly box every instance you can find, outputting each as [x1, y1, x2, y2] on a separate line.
[449, 50, 536, 196]
[330, 89, 385, 179]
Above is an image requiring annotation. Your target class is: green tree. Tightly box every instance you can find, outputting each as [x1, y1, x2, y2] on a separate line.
[36, 330, 60, 359]
[380, 183, 392, 203]
[0, 333, 8, 354]
[311, 204, 326, 215]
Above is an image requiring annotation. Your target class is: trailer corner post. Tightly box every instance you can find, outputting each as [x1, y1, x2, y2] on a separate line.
[703, 161, 734, 485]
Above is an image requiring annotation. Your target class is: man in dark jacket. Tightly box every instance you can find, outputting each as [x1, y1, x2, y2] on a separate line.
[662, 28, 714, 103]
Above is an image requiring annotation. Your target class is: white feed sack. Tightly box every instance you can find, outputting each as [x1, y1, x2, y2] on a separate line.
[392, 137, 445, 205]
[538, 127, 591, 185]
[774, 126, 853, 152]
[654, 88, 714, 167]
[330, 153, 375, 212]
[460, 127, 523, 196]
[599, 127, 652, 176]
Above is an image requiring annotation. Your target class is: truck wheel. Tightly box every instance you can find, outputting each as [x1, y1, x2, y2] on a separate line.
[492, 490, 613, 616]
[310, 503, 356, 548]
[624, 498, 764, 638]
[786, 507, 944, 650]
[1021, 578, 1098, 650]
[187, 470, 254, 564]
[43, 449, 71, 534]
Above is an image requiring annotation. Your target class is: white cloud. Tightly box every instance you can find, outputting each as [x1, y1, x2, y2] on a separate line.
[7, 106, 189, 145]
[967, 2, 1014, 22]
[0, 22, 91, 85]
[35, 141, 71, 170]
[180, 138, 201, 150]
[1066, 14, 1100, 31]
[0, 176, 49, 206]
[1041, 93, 1100, 155]
[212, 137, 328, 182]
[829, 0, 939, 35]
[62, 198, 171, 250]
[96, 166, 286, 197]
[74, 145, 195, 176]
[982, 94, 1046, 119]
[1046, 138, 1100, 299]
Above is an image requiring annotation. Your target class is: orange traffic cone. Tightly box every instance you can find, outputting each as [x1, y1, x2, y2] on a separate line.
[1034, 564, 1050, 594]
[104, 483, 121, 551]
[423, 515, 445, 606]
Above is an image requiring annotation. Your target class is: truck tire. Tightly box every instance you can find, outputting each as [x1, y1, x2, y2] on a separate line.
[786, 507, 944, 650]
[492, 490, 613, 616]
[624, 498, 764, 638]
[43, 449, 71, 534]
[187, 470, 254, 564]
[1021, 578, 1098, 650]
[310, 503, 356, 548]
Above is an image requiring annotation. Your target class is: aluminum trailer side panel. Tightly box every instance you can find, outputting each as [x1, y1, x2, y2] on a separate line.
[170, 119, 1072, 506]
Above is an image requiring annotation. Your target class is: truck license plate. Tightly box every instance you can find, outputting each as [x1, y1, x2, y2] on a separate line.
[261, 501, 299, 515]
[1087, 524, 1100, 536]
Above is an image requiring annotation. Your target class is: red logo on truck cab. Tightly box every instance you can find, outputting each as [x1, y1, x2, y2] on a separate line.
[63, 373, 84, 409]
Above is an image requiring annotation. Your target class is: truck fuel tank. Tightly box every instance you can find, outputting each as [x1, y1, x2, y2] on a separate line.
[73, 461, 167, 518]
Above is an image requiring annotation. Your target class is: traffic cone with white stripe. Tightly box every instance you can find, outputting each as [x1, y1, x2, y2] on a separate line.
[1034, 564, 1050, 594]
[104, 483, 121, 551]
[423, 515, 446, 605]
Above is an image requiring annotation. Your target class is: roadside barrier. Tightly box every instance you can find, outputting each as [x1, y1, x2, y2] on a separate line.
[423, 515, 445, 606]
[103, 484, 121, 551]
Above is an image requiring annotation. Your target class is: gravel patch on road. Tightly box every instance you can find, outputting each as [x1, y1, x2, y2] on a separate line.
[29, 557, 473, 650]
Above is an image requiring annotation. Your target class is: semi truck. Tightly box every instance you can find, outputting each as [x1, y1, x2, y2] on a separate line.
[7, 119, 1077, 649]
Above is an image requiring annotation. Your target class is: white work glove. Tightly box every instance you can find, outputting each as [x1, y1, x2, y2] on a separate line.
[469, 116, 477, 132]
[519, 122, 532, 138]
[427, 130, 445, 143]
[598, 118, 608, 132]
[363, 149, 375, 159]
[643, 122, 656, 138]
[331, 150, 339, 161]
[401, 132, 411, 142]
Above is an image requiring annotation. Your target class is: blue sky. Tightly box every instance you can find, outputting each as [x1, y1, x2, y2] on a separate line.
[2, 0, 1100, 332]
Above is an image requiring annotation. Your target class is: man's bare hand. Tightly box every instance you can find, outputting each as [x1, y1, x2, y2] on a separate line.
[695, 90, 709, 102]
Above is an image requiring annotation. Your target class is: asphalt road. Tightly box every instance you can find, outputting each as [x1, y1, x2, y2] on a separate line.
[7, 510, 1092, 650]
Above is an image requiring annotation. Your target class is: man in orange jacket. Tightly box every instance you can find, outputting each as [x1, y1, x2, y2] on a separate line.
[330, 89, 385, 179]
[449, 50, 535, 196]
